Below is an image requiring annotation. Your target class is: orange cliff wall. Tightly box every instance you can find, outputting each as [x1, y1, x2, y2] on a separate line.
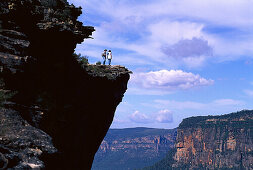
[173, 110, 253, 169]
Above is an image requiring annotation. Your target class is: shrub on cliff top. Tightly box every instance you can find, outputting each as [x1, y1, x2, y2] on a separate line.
[73, 53, 89, 68]
[96, 61, 101, 65]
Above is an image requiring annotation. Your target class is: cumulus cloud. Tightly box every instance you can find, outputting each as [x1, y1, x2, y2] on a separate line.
[155, 109, 173, 123]
[130, 69, 214, 91]
[129, 111, 150, 123]
[129, 110, 173, 124]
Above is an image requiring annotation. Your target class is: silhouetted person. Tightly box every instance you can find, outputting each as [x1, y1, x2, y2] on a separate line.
[102, 49, 107, 65]
[107, 50, 112, 65]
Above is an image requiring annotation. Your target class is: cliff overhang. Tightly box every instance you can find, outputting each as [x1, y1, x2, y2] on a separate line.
[0, 0, 131, 169]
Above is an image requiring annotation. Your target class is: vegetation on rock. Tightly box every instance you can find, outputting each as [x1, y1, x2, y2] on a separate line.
[73, 52, 89, 68]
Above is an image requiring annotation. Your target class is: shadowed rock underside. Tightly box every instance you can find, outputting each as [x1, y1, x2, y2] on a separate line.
[0, 0, 131, 169]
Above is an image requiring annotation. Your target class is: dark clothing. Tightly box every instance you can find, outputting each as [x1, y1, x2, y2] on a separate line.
[102, 51, 107, 65]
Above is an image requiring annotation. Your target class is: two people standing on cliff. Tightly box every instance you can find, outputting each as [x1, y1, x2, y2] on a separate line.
[102, 49, 112, 65]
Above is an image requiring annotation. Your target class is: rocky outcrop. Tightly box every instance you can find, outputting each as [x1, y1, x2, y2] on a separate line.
[0, 0, 131, 169]
[93, 128, 177, 170]
[85, 64, 132, 79]
[173, 110, 253, 169]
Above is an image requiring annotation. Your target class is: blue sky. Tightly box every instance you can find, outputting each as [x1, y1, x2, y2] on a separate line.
[68, 0, 253, 129]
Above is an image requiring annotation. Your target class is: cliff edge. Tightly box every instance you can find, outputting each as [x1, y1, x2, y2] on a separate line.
[0, 0, 131, 169]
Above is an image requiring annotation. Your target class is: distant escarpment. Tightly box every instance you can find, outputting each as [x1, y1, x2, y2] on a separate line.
[144, 110, 253, 170]
[174, 110, 253, 169]
[93, 128, 177, 170]
[0, 0, 131, 169]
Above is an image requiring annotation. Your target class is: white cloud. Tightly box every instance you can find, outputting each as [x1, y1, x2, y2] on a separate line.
[70, 0, 253, 27]
[70, 0, 253, 68]
[128, 110, 173, 124]
[155, 109, 173, 123]
[130, 70, 214, 92]
[148, 21, 205, 45]
[129, 111, 150, 123]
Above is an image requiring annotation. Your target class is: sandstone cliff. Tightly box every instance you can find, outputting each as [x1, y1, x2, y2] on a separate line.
[0, 0, 131, 169]
[93, 128, 177, 170]
[173, 110, 253, 169]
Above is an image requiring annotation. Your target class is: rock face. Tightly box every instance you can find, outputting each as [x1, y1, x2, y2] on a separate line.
[173, 110, 253, 169]
[0, 0, 131, 169]
[93, 128, 177, 170]
[0, 108, 57, 169]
